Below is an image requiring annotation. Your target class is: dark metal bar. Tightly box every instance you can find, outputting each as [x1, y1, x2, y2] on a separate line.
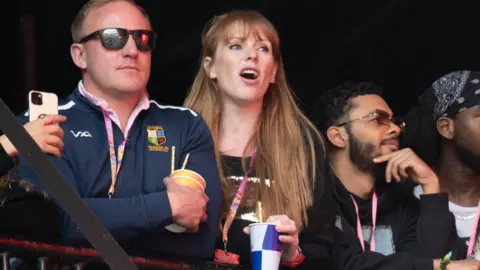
[1, 252, 10, 270]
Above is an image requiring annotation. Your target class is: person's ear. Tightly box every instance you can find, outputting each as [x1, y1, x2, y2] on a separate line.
[203, 56, 217, 79]
[70, 43, 87, 70]
[327, 126, 348, 148]
[436, 116, 454, 140]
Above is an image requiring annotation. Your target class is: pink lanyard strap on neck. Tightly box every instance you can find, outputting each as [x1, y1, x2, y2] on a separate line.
[350, 192, 377, 252]
[467, 200, 480, 257]
[221, 153, 256, 250]
[103, 110, 129, 198]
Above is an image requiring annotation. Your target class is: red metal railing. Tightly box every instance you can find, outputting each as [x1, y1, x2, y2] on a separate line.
[0, 237, 241, 269]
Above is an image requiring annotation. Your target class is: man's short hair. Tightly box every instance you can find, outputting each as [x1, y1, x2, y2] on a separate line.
[312, 82, 383, 133]
[71, 0, 151, 42]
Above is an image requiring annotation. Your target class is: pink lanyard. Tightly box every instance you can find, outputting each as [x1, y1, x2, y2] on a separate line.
[222, 153, 256, 251]
[350, 192, 377, 252]
[103, 110, 129, 198]
[467, 200, 480, 257]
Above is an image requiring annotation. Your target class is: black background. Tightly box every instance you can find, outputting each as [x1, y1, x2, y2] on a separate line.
[4, 0, 480, 118]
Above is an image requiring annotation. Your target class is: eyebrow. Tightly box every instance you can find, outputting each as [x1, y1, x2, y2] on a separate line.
[367, 109, 393, 117]
[378, 109, 393, 114]
[228, 36, 244, 41]
[227, 36, 270, 43]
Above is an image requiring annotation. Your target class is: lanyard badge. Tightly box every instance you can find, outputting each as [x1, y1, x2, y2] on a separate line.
[103, 110, 129, 198]
[214, 153, 256, 265]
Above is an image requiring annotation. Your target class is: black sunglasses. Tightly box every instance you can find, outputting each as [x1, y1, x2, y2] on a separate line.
[77, 28, 157, 51]
[336, 109, 406, 129]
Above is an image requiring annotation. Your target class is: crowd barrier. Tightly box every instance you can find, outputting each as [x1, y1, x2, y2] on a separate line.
[0, 237, 245, 269]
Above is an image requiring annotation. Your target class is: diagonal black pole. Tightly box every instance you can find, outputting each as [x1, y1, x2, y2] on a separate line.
[0, 98, 138, 270]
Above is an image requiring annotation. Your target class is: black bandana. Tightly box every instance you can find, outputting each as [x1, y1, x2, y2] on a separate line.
[418, 70, 480, 119]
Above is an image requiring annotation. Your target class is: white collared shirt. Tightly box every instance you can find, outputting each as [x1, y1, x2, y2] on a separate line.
[77, 80, 150, 137]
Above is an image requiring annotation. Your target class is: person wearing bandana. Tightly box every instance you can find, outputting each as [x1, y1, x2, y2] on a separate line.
[404, 70, 480, 264]
[311, 82, 467, 269]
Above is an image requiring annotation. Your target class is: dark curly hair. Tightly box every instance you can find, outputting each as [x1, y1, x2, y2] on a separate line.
[310, 82, 384, 135]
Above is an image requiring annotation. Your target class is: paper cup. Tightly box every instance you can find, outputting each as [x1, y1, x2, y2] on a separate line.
[165, 169, 206, 233]
[249, 223, 283, 270]
[170, 169, 206, 191]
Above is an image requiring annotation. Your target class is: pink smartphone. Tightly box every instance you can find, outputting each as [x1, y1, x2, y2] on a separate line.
[28, 90, 58, 122]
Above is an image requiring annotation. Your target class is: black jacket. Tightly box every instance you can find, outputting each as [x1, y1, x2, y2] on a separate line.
[292, 149, 337, 269]
[332, 176, 458, 270]
[0, 144, 60, 242]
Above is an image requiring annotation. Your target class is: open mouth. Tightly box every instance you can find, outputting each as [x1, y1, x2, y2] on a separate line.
[240, 68, 259, 80]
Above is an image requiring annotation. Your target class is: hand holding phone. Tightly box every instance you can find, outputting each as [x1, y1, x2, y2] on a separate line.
[1, 115, 66, 157]
[28, 90, 58, 122]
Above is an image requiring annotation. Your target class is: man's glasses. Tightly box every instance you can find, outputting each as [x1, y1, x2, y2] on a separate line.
[77, 28, 157, 51]
[336, 109, 406, 129]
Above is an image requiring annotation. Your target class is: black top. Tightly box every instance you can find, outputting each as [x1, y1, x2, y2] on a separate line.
[0, 144, 61, 243]
[215, 155, 259, 267]
[332, 174, 460, 270]
[215, 140, 337, 269]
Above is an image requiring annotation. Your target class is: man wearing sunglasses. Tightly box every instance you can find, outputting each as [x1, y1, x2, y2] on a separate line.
[311, 82, 462, 269]
[14, 0, 222, 262]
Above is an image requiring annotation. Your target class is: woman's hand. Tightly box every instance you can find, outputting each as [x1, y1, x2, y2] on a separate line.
[244, 214, 301, 263]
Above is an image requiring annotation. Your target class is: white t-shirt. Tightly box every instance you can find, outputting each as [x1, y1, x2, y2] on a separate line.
[414, 185, 477, 245]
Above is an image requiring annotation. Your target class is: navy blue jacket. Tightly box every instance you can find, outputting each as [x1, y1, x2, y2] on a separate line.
[14, 89, 222, 261]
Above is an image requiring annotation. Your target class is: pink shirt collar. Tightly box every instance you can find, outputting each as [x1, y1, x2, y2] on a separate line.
[77, 80, 150, 136]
